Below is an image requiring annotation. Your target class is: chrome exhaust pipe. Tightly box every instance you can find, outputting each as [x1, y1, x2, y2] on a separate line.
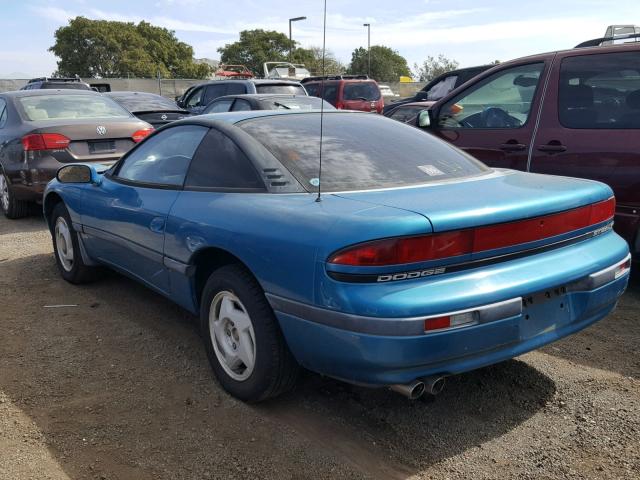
[422, 376, 446, 395]
[390, 379, 425, 400]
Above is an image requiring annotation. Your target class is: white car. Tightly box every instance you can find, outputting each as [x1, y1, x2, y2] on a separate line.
[379, 84, 399, 97]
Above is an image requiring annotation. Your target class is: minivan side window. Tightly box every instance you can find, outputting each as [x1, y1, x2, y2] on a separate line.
[438, 63, 544, 129]
[558, 52, 640, 129]
[184, 129, 264, 191]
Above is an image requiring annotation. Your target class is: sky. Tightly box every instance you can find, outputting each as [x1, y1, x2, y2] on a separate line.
[1, 0, 639, 78]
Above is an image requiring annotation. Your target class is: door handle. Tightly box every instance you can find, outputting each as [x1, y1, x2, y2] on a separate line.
[499, 142, 527, 151]
[537, 143, 567, 153]
[149, 217, 165, 233]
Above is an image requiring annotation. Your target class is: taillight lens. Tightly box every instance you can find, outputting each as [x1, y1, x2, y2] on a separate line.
[424, 311, 477, 332]
[328, 197, 616, 266]
[21, 133, 70, 151]
[132, 128, 154, 143]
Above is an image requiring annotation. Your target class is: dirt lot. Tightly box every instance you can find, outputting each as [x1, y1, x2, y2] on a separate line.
[0, 214, 638, 480]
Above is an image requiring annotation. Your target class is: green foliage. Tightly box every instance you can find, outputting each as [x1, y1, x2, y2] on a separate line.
[347, 45, 411, 82]
[49, 17, 211, 79]
[413, 54, 460, 82]
[291, 47, 345, 76]
[218, 29, 295, 76]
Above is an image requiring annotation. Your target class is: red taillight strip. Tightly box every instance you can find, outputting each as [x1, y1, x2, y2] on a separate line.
[329, 198, 615, 266]
[21, 133, 71, 151]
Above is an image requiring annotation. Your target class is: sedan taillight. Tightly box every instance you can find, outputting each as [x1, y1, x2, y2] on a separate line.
[328, 198, 616, 266]
[21, 133, 71, 151]
[131, 128, 154, 143]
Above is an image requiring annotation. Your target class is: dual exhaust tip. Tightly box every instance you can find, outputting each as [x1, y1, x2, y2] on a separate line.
[390, 376, 446, 400]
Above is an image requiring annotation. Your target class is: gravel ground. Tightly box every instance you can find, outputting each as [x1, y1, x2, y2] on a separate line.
[0, 214, 638, 480]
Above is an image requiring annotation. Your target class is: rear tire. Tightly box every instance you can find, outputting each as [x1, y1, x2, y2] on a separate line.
[0, 171, 30, 219]
[51, 202, 100, 284]
[200, 264, 299, 402]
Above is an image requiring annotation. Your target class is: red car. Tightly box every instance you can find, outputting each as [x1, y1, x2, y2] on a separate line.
[301, 76, 383, 113]
[415, 38, 640, 258]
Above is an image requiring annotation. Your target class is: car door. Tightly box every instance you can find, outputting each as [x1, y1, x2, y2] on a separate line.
[429, 61, 549, 170]
[80, 125, 208, 293]
[529, 49, 640, 248]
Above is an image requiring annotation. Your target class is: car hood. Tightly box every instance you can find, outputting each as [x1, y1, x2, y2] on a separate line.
[333, 169, 612, 232]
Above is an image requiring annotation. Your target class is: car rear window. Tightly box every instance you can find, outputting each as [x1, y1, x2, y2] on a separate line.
[41, 83, 91, 90]
[343, 82, 381, 101]
[259, 97, 334, 110]
[239, 112, 488, 192]
[109, 93, 179, 111]
[255, 84, 306, 95]
[18, 95, 131, 121]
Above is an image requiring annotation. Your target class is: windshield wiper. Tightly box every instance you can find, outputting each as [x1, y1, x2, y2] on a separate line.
[273, 102, 291, 109]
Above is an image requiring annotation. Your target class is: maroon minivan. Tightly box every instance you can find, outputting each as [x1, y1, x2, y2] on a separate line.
[416, 42, 640, 257]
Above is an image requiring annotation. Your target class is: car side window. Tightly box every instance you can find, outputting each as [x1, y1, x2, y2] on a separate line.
[207, 99, 234, 113]
[389, 106, 424, 123]
[115, 125, 208, 186]
[426, 75, 457, 101]
[226, 83, 247, 95]
[0, 99, 7, 128]
[203, 84, 228, 105]
[185, 87, 204, 108]
[438, 63, 544, 129]
[184, 129, 265, 191]
[559, 52, 640, 129]
[231, 99, 252, 111]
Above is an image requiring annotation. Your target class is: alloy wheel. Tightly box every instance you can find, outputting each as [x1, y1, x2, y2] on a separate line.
[55, 216, 74, 272]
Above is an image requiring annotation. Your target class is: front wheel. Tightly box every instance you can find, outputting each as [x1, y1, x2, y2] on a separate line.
[200, 265, 299, 402]
[51, 202, 100, 284]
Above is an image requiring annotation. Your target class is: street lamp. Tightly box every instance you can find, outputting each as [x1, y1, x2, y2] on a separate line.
[289, 16, 307, 61]
[363, 23, 371, 77]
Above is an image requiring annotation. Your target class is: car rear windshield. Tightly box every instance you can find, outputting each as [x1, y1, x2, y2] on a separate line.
[18, 95, 131, 121]
[41, 83, 91, 90]
[239, 112, 489, 192]
[343, 82, 381, 101]
[109, 93, 180, 112]
[255, 84, 306, 95]
[259, 97, 333, 110]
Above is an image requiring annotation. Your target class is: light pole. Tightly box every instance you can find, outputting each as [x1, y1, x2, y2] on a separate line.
[363, 23, 371, 77]
[289, 16, 307, 61]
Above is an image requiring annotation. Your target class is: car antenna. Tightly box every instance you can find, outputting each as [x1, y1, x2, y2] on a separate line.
[315, 0, 327, 203]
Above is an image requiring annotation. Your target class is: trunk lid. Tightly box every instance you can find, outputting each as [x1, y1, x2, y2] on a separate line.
[29, 118, 151, 163]
[334, 169, 612, 233]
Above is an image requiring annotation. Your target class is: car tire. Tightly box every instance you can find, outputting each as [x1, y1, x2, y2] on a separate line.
[200, 264, 299, 402]
[51, 202, 100, 284]
[0, 171, 30, 219]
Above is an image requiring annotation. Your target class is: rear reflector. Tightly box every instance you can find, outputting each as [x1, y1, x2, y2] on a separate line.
[131, 128, 154, 143]
[424, 311, 477, 332]
[21, 133, 71, 151]
[329, 197, 616, 266]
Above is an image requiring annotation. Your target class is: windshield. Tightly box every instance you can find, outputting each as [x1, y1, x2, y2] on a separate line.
[108, 93, 180, 111]
[260, 97, 334, 110]
[256, 84, 306, 95]
[18, 94, 131, 121]
[239, 112, 488, 192]
[343, 82, 381, 101]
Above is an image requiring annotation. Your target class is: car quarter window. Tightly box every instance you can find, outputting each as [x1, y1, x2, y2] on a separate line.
[231, 99, 252, 111]
[0, 99, 7, 128]
[438, 62, 544, 129]
[207, 99, 234, 113]
[184, 129, 265, 190]
[115, 125, 208, 186]
[559, 52, 640, 129]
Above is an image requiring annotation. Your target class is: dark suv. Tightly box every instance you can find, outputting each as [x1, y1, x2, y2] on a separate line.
[21, 77, 92, 91]
[415, 39, 640, 256]
[176, 79, 307, 114]
[301, 76, 383, 113]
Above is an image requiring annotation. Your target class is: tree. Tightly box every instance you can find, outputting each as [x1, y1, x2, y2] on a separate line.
[413, 54, 459, 82]
[291, 46, 345, 76]
[218, 29, 295, 77]
[49, 17, 211, 79]
[347, 46, 411, 82]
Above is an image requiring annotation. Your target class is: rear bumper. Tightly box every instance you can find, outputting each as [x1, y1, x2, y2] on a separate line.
[272, 247, 631, 386]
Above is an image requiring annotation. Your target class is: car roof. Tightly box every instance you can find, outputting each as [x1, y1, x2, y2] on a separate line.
[212, 94, 317, 101]
[193, 79, 303, 88]
[1, 89, 103, 98]
[189, 109, 365, 125]
[105, 91, 165, 98]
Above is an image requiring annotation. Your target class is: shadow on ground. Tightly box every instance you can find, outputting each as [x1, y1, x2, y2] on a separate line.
[1, 253, 556, 479]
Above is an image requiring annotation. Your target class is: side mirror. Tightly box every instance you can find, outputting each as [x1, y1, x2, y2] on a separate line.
[56, 164, 100, 184]
[417, 110, 432, 128]
[415, 91, 429, 101]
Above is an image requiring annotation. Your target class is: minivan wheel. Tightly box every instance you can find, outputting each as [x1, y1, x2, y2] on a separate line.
[51, 202, 100, 284]
[200, 264, 299, 402]
[0, 172, 30, 219]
